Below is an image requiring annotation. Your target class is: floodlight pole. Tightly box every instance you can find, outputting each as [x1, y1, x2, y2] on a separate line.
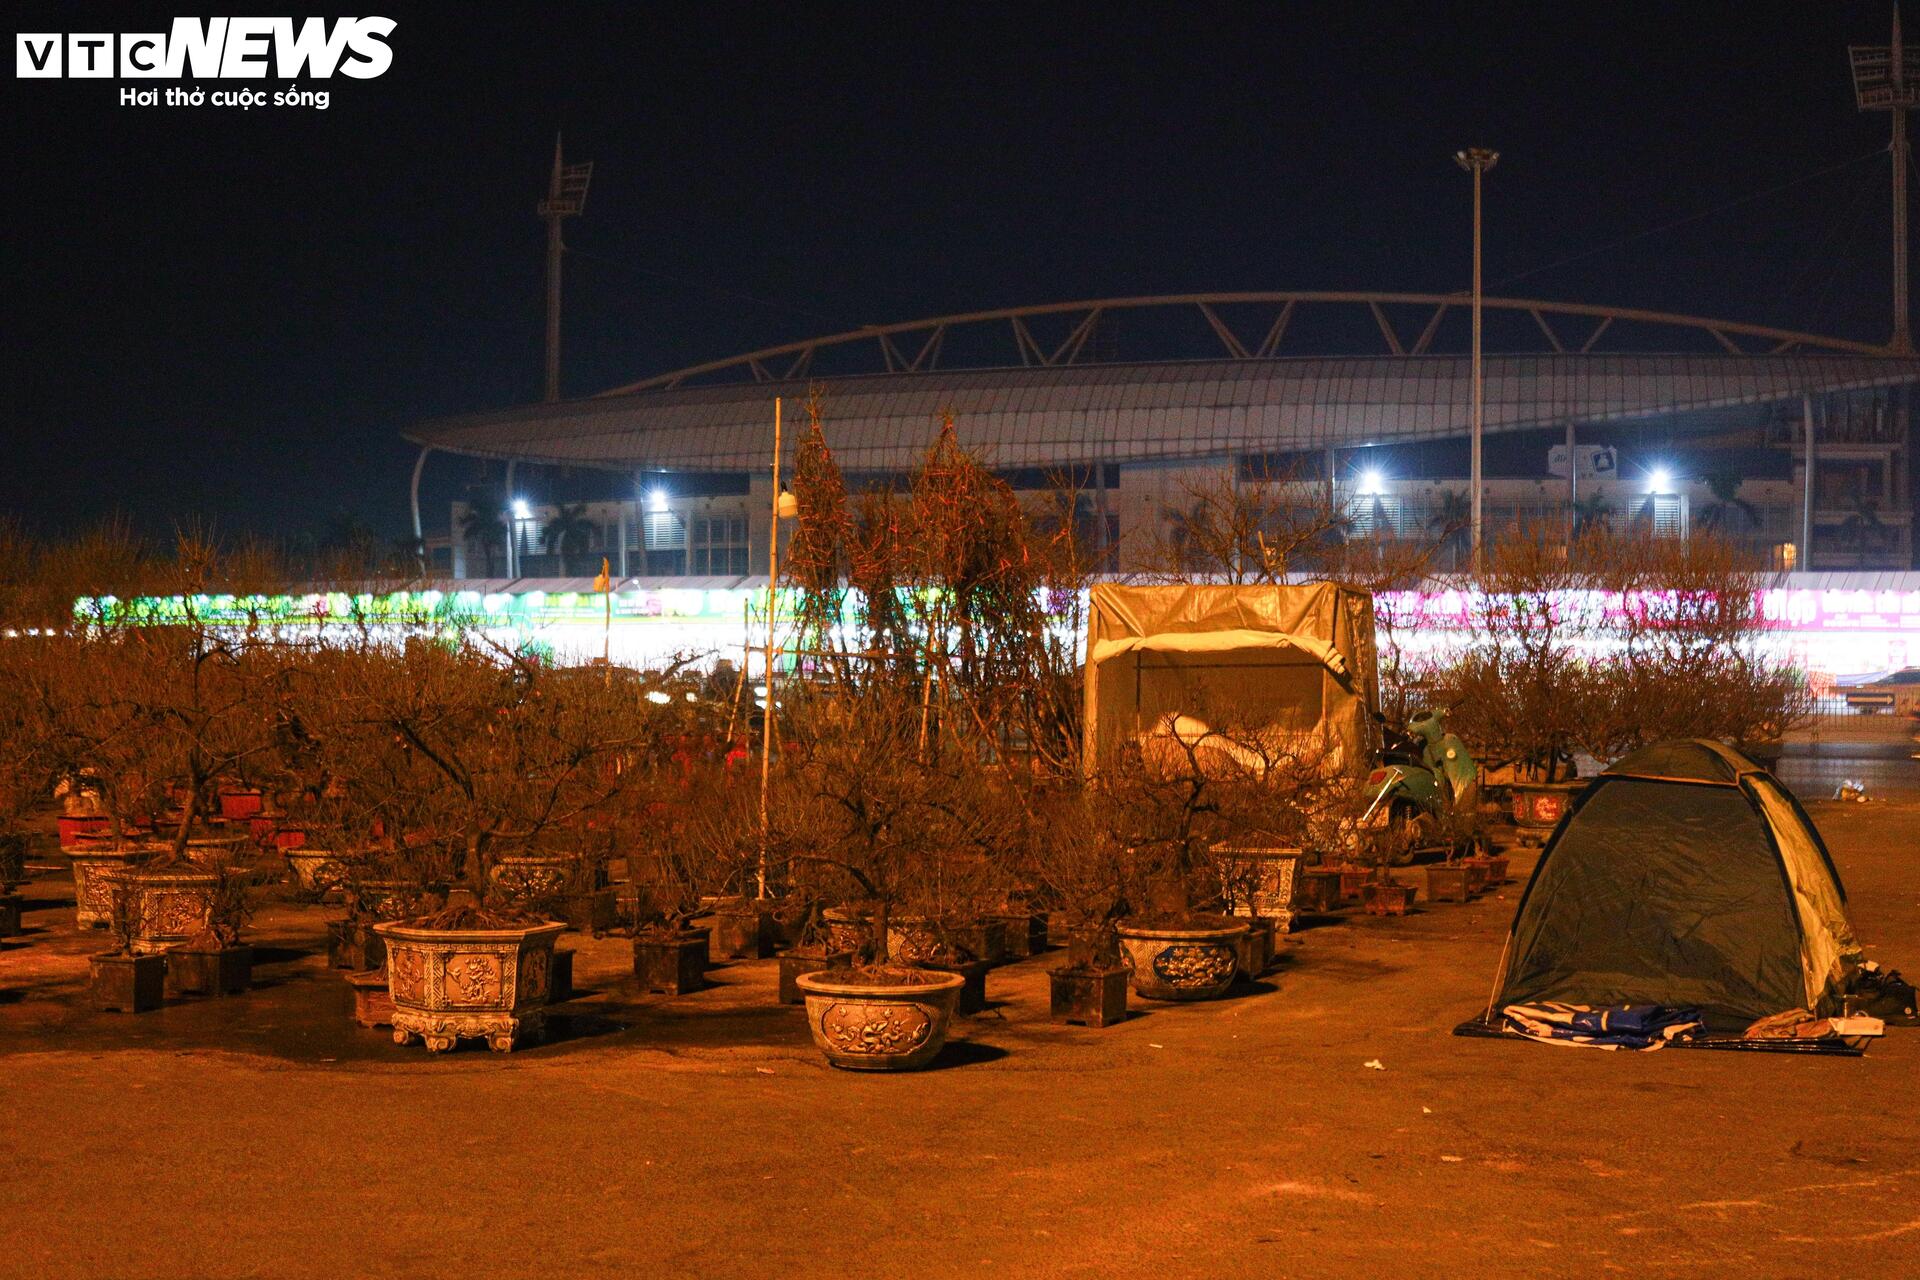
[538, 133, 594, 400]
[1455, 147, 1499, 573]
[1850, 6, 1917, 353]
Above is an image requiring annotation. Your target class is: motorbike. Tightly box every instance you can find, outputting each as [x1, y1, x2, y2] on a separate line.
[1360, 708, 1481, 863]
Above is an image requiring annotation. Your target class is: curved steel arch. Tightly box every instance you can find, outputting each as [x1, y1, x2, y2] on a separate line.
[599, 292, 1891, 396]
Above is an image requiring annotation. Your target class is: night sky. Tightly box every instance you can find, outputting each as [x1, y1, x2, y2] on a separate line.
[4, 2, 1911, 543]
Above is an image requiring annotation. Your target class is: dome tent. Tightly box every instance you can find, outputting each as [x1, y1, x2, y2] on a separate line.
[1480, 741, 1859, 1034]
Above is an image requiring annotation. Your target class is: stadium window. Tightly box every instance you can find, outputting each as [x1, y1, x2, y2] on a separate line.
[690, 514, 748, 576]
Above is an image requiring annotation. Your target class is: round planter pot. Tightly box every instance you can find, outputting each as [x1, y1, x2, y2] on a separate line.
[1115, 917, 1249, 1002]
[69, 845, 154, 928]
[104, 866, 221, 954]
[795, 967, 966, 1071]
[284, 848, 348, 896]
[374, 919, 566, 1052]
[488, 852, 581, 905]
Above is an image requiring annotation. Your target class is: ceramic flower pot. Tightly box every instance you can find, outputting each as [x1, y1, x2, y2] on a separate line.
[374, 920, 566, 1053]
[1115, 917, 1249, 1002]
[795, 967, 966, 1071]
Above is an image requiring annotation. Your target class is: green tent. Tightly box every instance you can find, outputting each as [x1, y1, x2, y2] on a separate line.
[1487, 740, 1859, 1032]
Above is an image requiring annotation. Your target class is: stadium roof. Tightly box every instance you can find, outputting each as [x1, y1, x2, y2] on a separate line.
[409, 351, 1920, 474]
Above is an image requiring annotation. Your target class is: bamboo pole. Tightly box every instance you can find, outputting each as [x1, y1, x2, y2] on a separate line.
[758, 397, 782, 900]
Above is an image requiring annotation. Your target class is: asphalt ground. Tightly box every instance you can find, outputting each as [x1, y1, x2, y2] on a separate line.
[2, 793, 1917, 1279]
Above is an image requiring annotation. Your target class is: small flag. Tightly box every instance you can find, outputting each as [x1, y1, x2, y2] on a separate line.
[594, 557, 610, 593]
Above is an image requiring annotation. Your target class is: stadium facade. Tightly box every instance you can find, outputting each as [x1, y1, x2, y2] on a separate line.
[402, 292, 1920, 680]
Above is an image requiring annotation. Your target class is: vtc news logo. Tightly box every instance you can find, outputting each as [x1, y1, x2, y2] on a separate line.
[16, 17, 395, 79]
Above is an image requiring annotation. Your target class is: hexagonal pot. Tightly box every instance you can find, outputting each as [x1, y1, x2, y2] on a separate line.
[374, 919, 566, 1053]
[795, 967, 965, 1071]
[1115, 916, 1249, 1002]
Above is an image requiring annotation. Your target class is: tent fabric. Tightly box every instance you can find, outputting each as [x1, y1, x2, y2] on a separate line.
[1082, 583, 1377, 775]
[1493, 761, 1860, 1033]
[1604, 739, 1756, 783]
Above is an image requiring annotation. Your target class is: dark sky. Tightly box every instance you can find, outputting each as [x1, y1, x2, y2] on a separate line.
[4, 1, 1911, 541]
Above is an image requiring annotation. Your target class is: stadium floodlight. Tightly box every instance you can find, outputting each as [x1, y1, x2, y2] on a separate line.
[1454, 146, 1499, 572]
[1850, 8, 1919, 352]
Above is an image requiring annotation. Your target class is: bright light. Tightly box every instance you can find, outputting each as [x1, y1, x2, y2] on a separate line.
[1647, 468, 1673, 495]
[1358, 469, 1386, 496]
[648, 488, 669, 511]
[645, 690, 672, 705]
[511, 498, 532, 519]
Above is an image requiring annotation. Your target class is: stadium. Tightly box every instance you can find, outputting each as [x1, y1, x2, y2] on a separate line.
[400, 290, 1920, 680]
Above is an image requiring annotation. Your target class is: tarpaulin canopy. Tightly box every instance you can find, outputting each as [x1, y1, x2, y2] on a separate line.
[1082, 582, 1378, 775]
[1490, 742, 1860, 1032]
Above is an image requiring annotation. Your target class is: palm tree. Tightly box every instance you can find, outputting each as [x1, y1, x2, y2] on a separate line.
[542, 502, 596, 576]
[1427, 488, 1470, 569]
[1696, 470, 1759, 533]
[458, 489, 509, 577]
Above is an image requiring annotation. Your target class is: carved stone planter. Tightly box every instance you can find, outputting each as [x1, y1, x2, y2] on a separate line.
[1362, 881, 1417, 916]
[711, 897, 777, 959]
[795, 967, 966, 1071]
[777, 946, 853, 1005]
[633, 930, 707, 995]
[1049, 964, 1129, 1027]
[180, 832, 252, 869]
[1234, 916, 1276, 979]
[1216, 844, 1305, 934]
[1115, 917, 1249, 1002]
[104, 866, 219, 954]
[1462, 854, 1507, 890]
[925, 957, 990, 1014]
[285, 848, 348, 898]
[374, 919, 566, 1053]
[70, 845, 153, 928]
[949, 921, 1008, 967]
[90, 951, 166, 1012]
[488, 852, 582, 907]
[166, 943, 252, 997]
[989, 910, 1049, 959]
[345, 968, 394, 1028]
[821, 904, 873, 958]
[328, 919, 385, 970]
